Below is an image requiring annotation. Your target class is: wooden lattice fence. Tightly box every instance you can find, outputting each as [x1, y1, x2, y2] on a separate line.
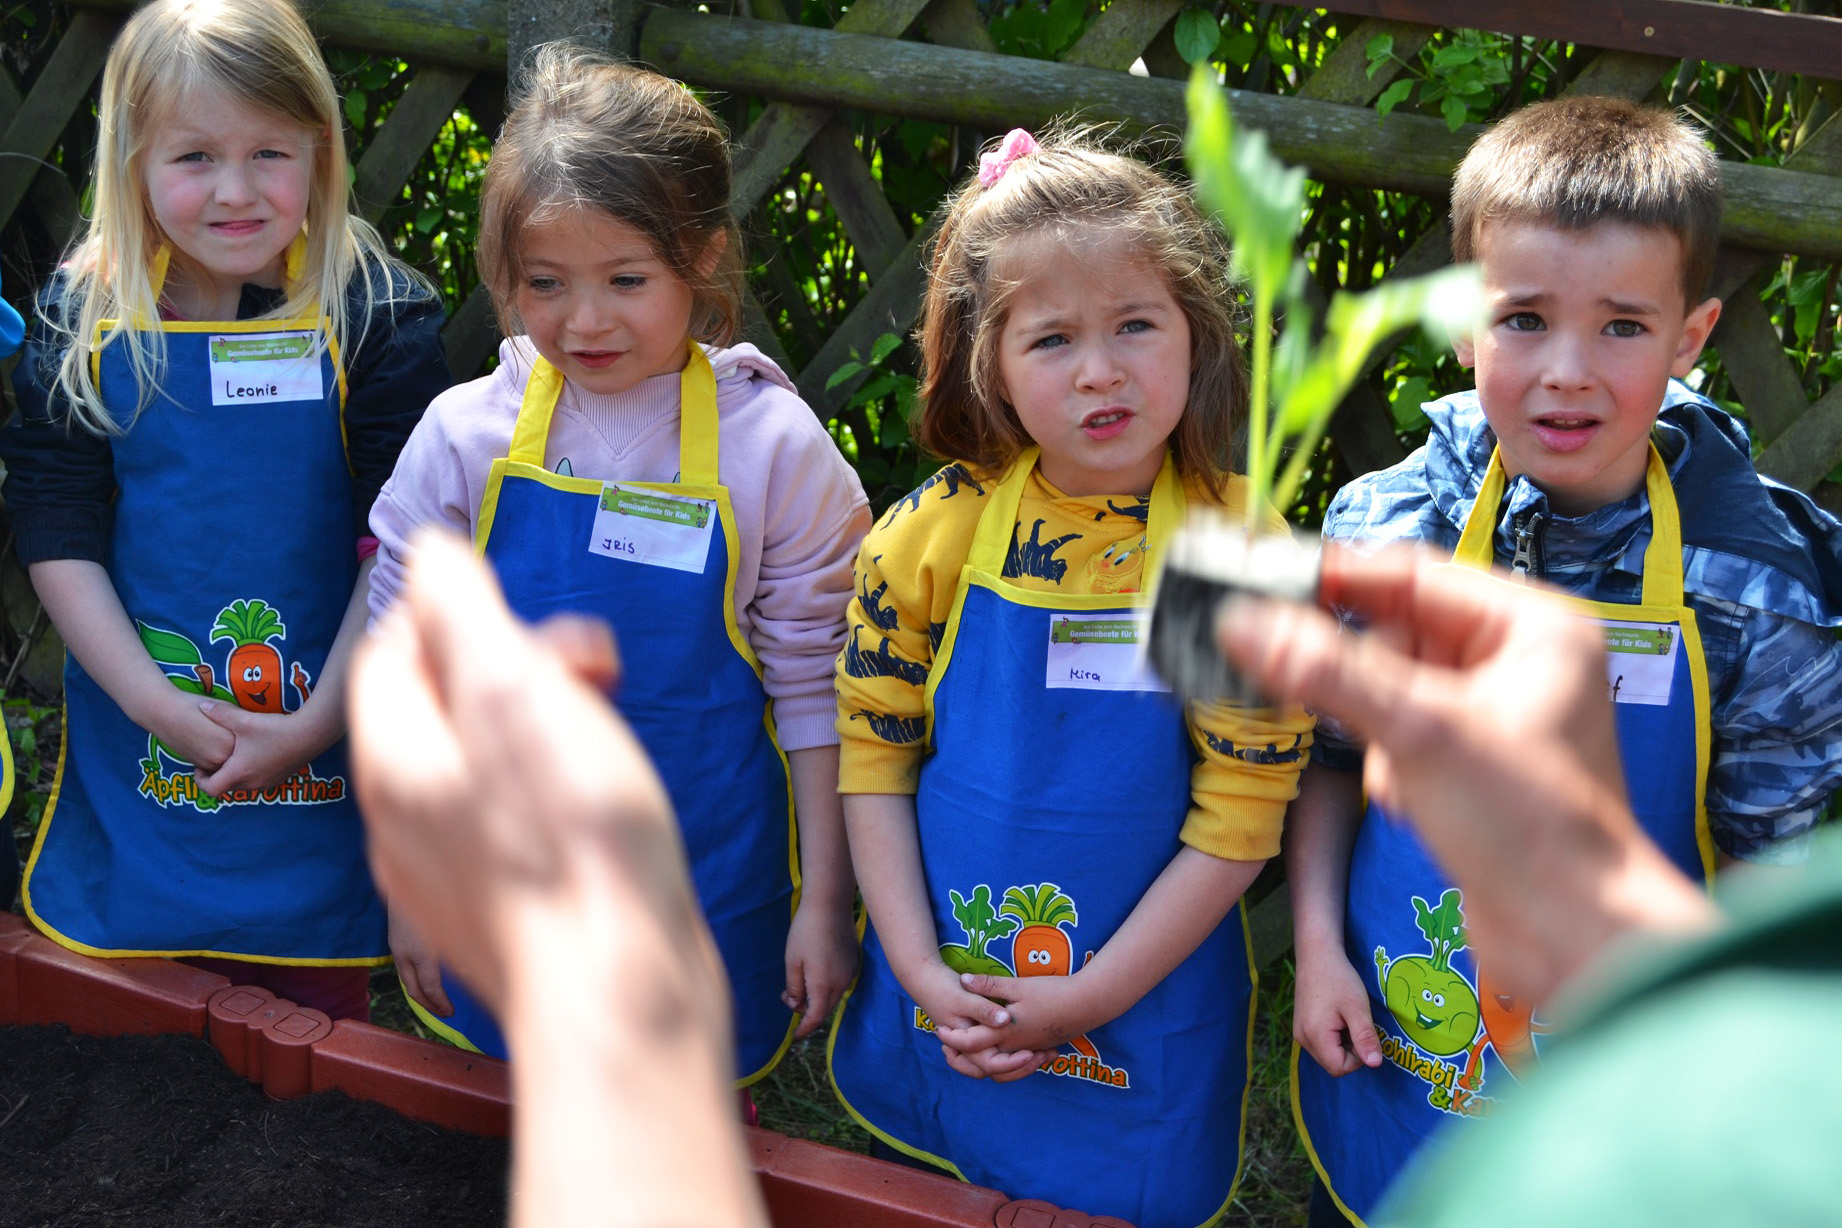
[5, 0, 1842, 960]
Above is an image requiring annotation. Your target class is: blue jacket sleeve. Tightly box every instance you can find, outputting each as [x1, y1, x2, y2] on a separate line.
[340, 268, 451, 526]
[0, 276, 115, 565]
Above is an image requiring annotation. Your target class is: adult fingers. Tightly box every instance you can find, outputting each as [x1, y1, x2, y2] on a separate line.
[532, 613, 621, 694]
[1216, 591, 1420, 747]
[348, 604, 471, 915]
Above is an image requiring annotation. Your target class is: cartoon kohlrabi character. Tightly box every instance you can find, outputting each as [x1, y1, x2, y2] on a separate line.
[1375, 889, 1481, 1058]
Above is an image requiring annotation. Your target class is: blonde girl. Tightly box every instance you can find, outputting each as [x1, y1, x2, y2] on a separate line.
[828, 129, 1313, 1228]
[0, 0, 450, 1019]
[368, 44, 868, 1081]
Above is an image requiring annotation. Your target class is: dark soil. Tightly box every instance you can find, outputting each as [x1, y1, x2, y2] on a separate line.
[0, 1024, 508, 1227]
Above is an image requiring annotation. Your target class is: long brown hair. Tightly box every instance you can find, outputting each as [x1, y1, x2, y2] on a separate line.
[477, 42, 743, 345]
[913, 129, 1246, 495]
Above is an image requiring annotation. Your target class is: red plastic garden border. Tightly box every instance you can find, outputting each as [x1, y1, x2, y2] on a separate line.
[0, 914, 1130, 1227]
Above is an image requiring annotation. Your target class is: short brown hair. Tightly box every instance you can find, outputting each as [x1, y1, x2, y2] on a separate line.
[913, 130, 1245, 496]
[1451, 96, 1721, 305]
[478, 42, 742, 343]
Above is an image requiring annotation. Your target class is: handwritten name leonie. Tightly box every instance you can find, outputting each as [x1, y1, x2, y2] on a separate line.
[222, 380, 281, 399]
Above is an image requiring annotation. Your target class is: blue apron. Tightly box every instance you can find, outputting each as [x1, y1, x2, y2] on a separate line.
[829, 450, 1254, 1228]
[23, 246, 386, 964]
[412, 344, 798, 1083]
[1296, 446, 1713, 1224]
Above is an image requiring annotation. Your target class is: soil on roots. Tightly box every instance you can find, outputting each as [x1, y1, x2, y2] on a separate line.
[0, 1024, 508, 1227]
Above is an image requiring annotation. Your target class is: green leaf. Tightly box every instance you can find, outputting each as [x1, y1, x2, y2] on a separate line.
[1441, 93, 1470, 132]
[869, 332, 903, 366]
[1183, 69, 1306, 308]
[414, 206, 444, 234]
[1174, 7, 1222, 65]
[1431, 41, 1479, 69]
[1220, 27, 1258, 66]
[1364, 33, 1395, 74]
[825, 360, 865, 391]
[138, 622, 203, 667]
[1413, 889, 1469, 970]
[343, 90, 367, 130]
[1375, 78, 1414, 119]
[1390, 376, 1434, 431]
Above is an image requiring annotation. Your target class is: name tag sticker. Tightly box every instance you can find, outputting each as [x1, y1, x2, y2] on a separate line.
[588, 484, 715, 573]
[1601, 619, 1678, 706]
[208, 332, 323, 406]
[1045, 613, 1168, 693]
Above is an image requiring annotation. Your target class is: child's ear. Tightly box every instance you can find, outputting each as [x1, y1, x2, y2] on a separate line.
[1450, 330, 1477, 368]
[693, 231, 728, 278]
[1671, 296, 1721, 377]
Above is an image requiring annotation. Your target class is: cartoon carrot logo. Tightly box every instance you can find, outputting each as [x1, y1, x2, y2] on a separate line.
[1001, 883, 1078, 975]
[211, 599, 289, 714]
[1000, 882, 1100, 1058]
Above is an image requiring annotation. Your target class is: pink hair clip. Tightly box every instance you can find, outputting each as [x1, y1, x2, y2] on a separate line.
[978, 129, 1041, 187]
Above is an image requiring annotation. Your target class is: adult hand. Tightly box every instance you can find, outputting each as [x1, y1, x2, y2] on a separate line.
[348, 530, 701, 1014]
[1217, 544, 1717, 1002]
[348, 530, 765, 1228]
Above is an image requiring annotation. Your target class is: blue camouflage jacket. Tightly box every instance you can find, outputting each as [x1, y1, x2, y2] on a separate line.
[1319, 381, 1842, 861]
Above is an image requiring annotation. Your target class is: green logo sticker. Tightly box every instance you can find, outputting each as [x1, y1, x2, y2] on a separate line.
[597, 487, 712, 528]
[1604, 625, 1673, 656]
[209, 335, 314, 363]
[1051, 618, 1141, 645]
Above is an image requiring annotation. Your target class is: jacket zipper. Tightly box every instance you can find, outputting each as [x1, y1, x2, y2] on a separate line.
[1509, 510, 1546, 577]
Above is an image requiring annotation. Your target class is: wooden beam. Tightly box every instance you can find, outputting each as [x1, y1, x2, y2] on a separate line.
[803, 119, 909, 278]
[352, 66, 474, 227]
[726, 0, 932, 221]
[440, 284, 501, 381]
[1060, 0, 1184, 70]
[1316, 0, 1842, 83]
[1297, 18, 1433, 108]
[0, 67, 83, 250]
[506, 0, 645, 65]
[1709, 273, 1806, 447]
[643, 8, 1842, 262]
[1755, 383, 1842, 491]
[75, 0, 510, 73]
[0, 9, 117, 235]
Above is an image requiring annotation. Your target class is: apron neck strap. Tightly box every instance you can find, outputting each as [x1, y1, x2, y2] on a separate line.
[966, 447, 1183, 574]
[147, 233, 308, 314]
[1455, 443, 1684, 606]
[510, 340, 719, 478]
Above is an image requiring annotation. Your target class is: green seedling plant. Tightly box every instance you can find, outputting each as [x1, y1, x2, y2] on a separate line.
[1184, 67, 1480, 533]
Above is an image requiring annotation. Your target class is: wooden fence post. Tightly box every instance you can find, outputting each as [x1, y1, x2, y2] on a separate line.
[507, 0, 647, 66]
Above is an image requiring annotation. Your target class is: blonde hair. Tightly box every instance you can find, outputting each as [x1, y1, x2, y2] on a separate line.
[52, 0, 415, 434]
[477, 42, 743, 345]
[1451, 97, 1721, 305]
[913, 129, 1245, 496]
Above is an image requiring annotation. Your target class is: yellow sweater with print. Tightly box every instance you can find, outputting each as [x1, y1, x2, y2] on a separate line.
[835, 459, 1314, 861]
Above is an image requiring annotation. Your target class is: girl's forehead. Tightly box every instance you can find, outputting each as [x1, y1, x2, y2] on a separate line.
[991, 226, 1165, 286]
[141, 81, 314, 139]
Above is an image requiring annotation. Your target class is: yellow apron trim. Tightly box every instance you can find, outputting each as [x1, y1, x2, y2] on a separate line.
[930, 450, 1184, 735]
[1290, 1039, 1372, 1228]
[473, 340, 797, 1082]
[1453, 443, 1715, 883]
[406, 991, 489, 1055]
[0, 709, 14, 819]
[825, 967, 973, 1184]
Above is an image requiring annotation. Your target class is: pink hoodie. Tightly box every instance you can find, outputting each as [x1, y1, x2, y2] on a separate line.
[369, 337, 870, 752]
